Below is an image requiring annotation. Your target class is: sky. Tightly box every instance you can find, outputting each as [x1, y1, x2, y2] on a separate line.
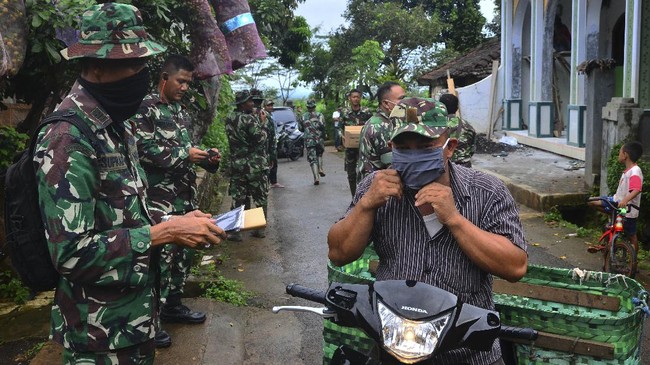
[274, 0, 497, 100]
[295, 0, 497, 35]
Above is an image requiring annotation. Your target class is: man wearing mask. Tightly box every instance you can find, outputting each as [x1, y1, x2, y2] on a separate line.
[225, 90, 270, 240]
[341, 89, 373, 196]
[132, 54, 221, 348]
[328, 98, 527, 365]
[356, 81, 406, 182]
[34, 3, 226, 363]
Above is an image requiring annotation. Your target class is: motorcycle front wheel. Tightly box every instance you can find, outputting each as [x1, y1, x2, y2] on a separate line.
[288, 144, 302, 161]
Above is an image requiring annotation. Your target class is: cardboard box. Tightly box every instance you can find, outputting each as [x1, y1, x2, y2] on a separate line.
[242, 207, 266, 231]
[343, 126, 363, 149]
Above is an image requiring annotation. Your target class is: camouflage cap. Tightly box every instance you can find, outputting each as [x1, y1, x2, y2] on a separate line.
[61, 3, 166, 60]
[262, 99, 274, 107]
[250, 88, 264, 101]
[390, 97, 457, 141]
[306, 99, 316, 108]
[234, 90, 253, 105]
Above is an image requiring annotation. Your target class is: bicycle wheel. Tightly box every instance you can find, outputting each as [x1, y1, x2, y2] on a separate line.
[604, 235, 637, 278]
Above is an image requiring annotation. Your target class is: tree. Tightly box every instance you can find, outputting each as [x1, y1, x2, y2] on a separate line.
[484, 0, 501, 38]
[249, 0, 311, 68]
[365, 0, 486, 53]
[340, 1, 443, 82]
[3, 0, 311, 139]
[347, 40, 385, 100]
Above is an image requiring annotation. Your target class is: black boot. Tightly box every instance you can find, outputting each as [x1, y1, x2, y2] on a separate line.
[161, 303, 207, 324]
[155, 330, 172, 348]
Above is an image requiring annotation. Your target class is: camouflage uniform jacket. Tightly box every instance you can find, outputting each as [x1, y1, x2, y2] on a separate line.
[301, 111, 326, 147]
[132, 93, 197, 215]
[225, 110, 269, 177]
[263, 110, 278, 162]
[340, 106, 372, 131]
[450, 116, 477, 166]
[356, 110, 394, 181]
[34, 81, 159, 352]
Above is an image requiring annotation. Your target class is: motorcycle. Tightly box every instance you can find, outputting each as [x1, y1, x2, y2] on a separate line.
[276, 123, 304, 161]
[273, 280, 538, 364]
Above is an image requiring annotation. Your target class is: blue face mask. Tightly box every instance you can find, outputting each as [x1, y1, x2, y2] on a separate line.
[392, 139, 449, 190]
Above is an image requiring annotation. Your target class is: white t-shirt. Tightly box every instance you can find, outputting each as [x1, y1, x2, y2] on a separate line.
[614, 165, 643, 218]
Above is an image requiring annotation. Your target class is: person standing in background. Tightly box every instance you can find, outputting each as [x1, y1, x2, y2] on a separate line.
[356, 81, 405, 182]
[439, 93, 476, 168]
[341, 89, 373, 196]
[302, 99, 327, 185]
[225, 90, 270, 240]
[263, 99, 284, 188]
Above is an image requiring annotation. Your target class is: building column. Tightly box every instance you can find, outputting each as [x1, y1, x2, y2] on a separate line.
[566, 0, 587, 147]
[623, 0, 641, 99]
[528, 0, 554, 137]
[502, 0, 521, 130]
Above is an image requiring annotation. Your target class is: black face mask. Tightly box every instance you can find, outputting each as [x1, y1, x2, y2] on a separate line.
[78, 67, 150, 123]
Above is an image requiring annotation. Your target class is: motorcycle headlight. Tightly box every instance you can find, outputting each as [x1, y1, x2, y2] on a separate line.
[378, 300, 450, 364]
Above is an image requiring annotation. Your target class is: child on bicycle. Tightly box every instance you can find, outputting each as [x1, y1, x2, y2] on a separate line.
[588, 141, 644, 251]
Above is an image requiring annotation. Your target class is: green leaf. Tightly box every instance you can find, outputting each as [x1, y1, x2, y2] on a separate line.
[44, 42, 62, 63]
[32, 14, 42, 28]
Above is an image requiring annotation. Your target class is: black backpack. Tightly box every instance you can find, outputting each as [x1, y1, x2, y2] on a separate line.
[3, 110, 101, 292]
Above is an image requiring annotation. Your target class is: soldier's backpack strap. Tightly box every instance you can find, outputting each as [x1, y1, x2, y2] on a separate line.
[34, 110, 102, 154]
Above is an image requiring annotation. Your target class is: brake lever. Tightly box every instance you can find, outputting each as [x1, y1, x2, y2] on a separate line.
[272, 305, 337, 319]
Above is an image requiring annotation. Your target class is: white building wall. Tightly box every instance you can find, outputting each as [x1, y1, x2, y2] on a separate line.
[456, 67, 504, 134]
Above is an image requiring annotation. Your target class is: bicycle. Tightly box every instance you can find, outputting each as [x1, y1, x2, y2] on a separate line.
[586, 197, 639, 278]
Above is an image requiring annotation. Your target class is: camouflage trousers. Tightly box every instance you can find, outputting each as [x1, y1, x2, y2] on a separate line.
[306, 144, 324, 165]
[63, 340, 155, 365]
[229, 173, 269, 212]
[160, 244, 195, 305]
[344, 149, 359, 196]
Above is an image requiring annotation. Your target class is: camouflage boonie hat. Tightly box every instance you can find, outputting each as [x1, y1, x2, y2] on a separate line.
[390, 97, 457, 140]
[262, 99, 274, 107]
[61, 3, 166, 60]
[306, 99, 316, 108]
[250, 88, 264, 101]
[234, 90, 253, 105]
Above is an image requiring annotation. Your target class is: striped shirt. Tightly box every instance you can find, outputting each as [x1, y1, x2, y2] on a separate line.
[345, 163, 527, 365]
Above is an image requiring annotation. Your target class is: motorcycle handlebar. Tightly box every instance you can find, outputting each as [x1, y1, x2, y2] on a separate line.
[286, 283, 327, 305]
[499, 326, 538, 341]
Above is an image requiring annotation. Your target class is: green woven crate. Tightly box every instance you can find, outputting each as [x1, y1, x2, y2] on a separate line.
[323, 244, 378, 364]
[495, 265, 648, 364]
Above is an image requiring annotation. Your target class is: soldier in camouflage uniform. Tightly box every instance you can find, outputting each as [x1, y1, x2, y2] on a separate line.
[341, 89, 373, 196]
[356, 81, 406, 182]
[263, 99, 284, 188]
[34, 4, 225, 364]
[302, 99, 327, 185]
[225, 90, 271, 240]
[132, 54, 221, 348]
[439, 93, 476, 167]
[295, 105, 304, 130]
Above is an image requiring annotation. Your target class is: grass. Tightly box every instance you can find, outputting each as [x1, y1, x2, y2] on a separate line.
[191, 263, 253, 307]
[0, 271, 30, 304]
